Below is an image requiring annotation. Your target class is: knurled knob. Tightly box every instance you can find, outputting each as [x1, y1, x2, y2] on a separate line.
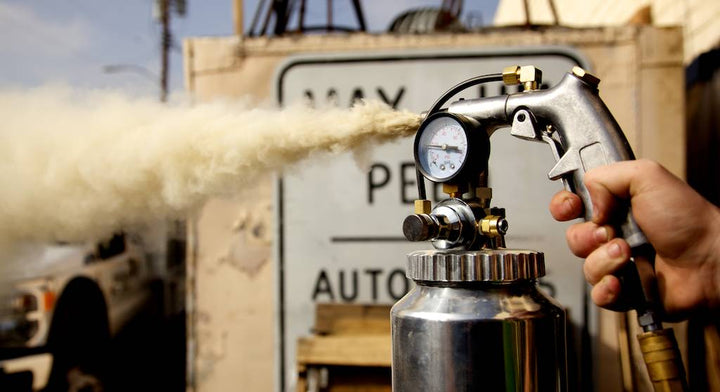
[406, 249, 545, 282]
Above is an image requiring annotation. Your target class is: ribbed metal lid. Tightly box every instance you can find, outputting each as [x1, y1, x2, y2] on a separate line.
[407, 249, 545, 282]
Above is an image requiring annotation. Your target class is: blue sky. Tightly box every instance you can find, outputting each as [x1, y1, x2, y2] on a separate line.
[0, 0, 498, 96]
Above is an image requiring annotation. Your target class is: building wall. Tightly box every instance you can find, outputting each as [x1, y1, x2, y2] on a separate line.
[494, 0, 720, 62]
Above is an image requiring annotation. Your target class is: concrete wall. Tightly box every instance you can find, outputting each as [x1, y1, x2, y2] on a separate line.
[494, 0, 719, 63]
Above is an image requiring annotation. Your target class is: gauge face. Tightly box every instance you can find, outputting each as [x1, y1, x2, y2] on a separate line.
[416, 115, 469, 182]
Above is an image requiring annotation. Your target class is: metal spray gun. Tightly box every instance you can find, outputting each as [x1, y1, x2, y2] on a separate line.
[391, 66, 688, 391]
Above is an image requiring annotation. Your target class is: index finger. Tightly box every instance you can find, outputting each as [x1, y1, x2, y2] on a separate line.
[549, 190, 583, 221]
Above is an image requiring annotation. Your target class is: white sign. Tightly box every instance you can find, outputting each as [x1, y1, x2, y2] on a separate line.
[275, 48, 591, 391]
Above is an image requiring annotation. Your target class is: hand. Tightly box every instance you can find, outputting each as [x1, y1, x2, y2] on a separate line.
[548, 159, 720, 318]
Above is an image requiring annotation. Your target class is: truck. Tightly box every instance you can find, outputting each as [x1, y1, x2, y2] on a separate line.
[0, 233, 162, 391]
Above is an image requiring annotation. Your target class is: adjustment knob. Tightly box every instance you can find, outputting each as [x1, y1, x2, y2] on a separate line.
[403, 214, 438, 242]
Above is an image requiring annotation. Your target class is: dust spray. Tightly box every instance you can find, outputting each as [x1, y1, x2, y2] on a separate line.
[0, 86, 420, 249]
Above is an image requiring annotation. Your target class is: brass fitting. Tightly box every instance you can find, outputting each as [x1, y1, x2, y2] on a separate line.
[479, 215, 509, 238]
[414, 199, 431, 214]
[502, 65, 542, 91]
[637, 329, 689, 391]
[502, 65, 521, 85]
[475, 187, 492, 200]
[571, 66, 601, 88]
[443, 183, 464, 198]
[475, 187, 493, 208]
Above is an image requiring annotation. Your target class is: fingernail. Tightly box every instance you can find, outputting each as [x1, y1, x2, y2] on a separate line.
[563, 198, 574, 216]
[594, 227, 609, 243]
[608, 242, 622, 258]
[599, 275, 617, 302]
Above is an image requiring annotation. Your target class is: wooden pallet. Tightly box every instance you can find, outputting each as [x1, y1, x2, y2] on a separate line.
[296, 304, 392, 392]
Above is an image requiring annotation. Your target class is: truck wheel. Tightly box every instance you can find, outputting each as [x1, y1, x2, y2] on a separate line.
[66, 367, 103, 392]
[44, 278, 110, 392]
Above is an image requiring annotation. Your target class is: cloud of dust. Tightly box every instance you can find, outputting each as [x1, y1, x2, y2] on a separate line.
[0, 86, 421, 248]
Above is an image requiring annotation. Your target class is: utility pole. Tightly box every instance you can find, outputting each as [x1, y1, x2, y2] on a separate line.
[159, 0, 171, 102]
[233, 0, 244, 36]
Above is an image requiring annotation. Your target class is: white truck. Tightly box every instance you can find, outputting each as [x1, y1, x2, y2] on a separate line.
[0, 233, 161, 391]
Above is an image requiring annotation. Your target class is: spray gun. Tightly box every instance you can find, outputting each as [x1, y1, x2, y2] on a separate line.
[392, 66, 688, 391]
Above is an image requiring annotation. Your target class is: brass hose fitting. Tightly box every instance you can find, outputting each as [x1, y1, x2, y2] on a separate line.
[414, 199, 431, 214]
[478, 215, 508, 238]
[637, 329, 689, 392]
[502, 65, 542, 91]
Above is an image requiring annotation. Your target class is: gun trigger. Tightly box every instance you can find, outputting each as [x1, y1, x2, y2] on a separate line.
[548, 151, 581, 181]
[509, 110, 578, 191]
[538, 134, 574, 191]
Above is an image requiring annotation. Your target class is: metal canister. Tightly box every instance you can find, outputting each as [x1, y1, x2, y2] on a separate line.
[391, 249, 567, 391]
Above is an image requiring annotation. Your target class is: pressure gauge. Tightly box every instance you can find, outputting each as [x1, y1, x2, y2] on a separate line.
[414, 112, 486, 183]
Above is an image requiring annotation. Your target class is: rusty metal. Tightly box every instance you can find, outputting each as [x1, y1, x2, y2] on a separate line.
[250, 0, 366, 36]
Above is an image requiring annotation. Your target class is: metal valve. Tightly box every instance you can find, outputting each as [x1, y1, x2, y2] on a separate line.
[402, 198, 474, 249]
[478, 215, 508, 238]
[402, 214, 438, 242]
[403, 198, 508, 250]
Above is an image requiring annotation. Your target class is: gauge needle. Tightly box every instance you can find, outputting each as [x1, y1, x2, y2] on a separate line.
[426, 144, 461, 151]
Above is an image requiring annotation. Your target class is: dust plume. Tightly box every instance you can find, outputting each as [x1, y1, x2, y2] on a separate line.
[0, 86, 421, 247]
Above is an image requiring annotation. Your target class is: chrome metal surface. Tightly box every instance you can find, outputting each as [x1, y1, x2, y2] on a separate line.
[406, 249, 544, 282]
[404, 198, 505, 250]
[392, 249, 567, 391]
[446, 70, 663, 333]
[447, 71, 647, 249]
[427, 198, 477, 250]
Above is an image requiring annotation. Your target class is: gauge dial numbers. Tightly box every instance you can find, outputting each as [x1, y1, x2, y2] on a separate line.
[415, 113, 478, 183]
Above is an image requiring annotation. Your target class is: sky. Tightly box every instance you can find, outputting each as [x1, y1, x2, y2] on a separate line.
[0, 0, 498, 97]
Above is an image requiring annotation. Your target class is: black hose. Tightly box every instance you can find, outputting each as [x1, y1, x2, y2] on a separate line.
[416, 73, 504, 201]
[427, 73, 503, 114]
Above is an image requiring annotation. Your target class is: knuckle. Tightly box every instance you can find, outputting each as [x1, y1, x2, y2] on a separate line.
[582, 257, 599, 285]
[638, 159, 662, 174]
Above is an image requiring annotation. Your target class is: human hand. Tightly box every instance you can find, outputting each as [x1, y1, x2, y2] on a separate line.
[548, 159, 720, 318]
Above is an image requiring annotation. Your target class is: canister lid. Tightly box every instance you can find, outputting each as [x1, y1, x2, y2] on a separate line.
[406, 249, 544, 282]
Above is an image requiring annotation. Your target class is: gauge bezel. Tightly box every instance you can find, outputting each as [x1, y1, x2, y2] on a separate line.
[414, 112, 487, 183]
